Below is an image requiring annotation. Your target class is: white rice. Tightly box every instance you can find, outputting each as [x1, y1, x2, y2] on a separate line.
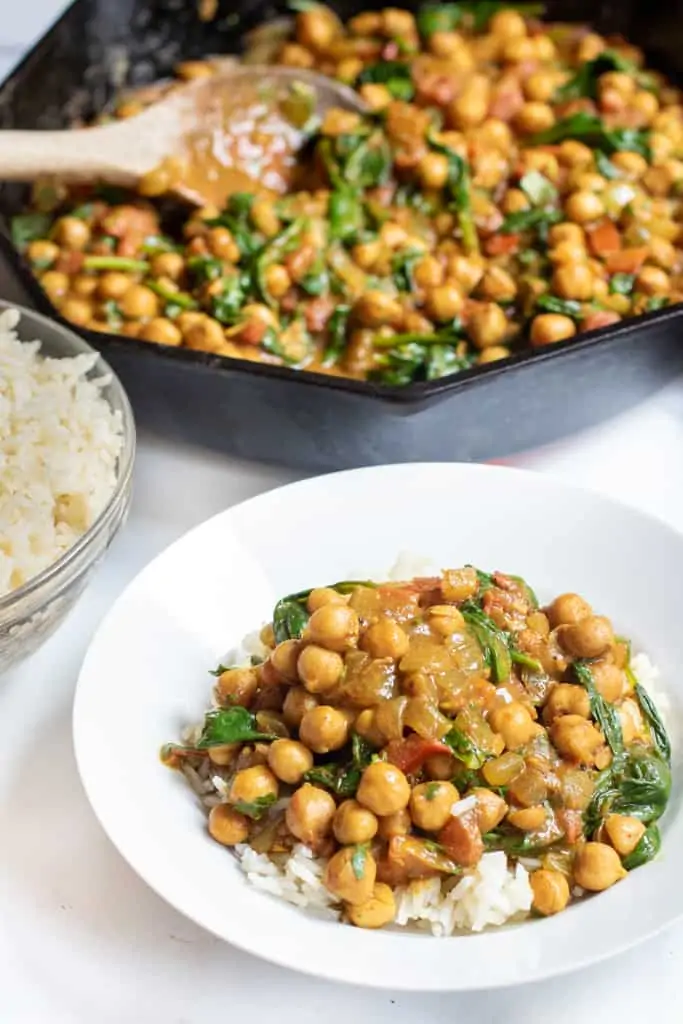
[0, 308, 123, 596]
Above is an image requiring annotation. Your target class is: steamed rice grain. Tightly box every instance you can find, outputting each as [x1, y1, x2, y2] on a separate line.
[0, 309, 123, 595]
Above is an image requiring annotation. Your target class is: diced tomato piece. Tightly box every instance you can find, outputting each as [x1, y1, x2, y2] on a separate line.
[385, 734, 451, 775]
[606, 247, 649, 274]
[438, 808, 484, 867]
[557, 808, 584, 845]
[580, 310, 622, 332]
[586, 219, 621, 256]
[484, 234, 521, 256]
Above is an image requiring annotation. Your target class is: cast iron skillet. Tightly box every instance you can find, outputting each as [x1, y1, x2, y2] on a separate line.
[0, 0, 681, 469]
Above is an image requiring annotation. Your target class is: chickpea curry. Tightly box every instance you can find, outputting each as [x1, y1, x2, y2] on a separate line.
[163, 567, 671, 929]
[12, 3, 683, 383]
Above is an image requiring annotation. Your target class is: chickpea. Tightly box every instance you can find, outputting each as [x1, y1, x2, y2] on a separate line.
[229, 765, 278, 806]
[574, 842, 626, 891]
[215, 667, 258, 708]
[515, 102, 555, 135]
[286, 783, 336, 846]
[636, 266, 671, 296]
[377, 807, 411, 840]
[547, 592, 592, 628]
[208, 804, 249, 846]
[604, 814, 646, 856]
[550, 715, 604, 765]
[307, 603, 359, 652]
[296, 6, 340, 52]
[560, 615, 614, 659]
[424, 283, 464, 323]
[324, 845, 377, 905]
[60, 297, 93, 326]
[299, 705, 351, 753]
[354, 290, 403, 328]
[413, 256, 444, 290]
[478, 267, 517, 303]
[268, 639, 301, 683]
[569, 170, 607, 193]
[333, 799, 379, 844]
[530, 869, 570, 915]
[296, 644, 344, 694]
[524, 70, 560, 103]
[468, 303, 508, 350]
[348, 10, 381, 33]
[632, 89, 659, 123]
[139, 317, 183, 346]
[450, 91, 489, 130]
[489, 8, 527, 37]
[428, 605, 465, 637]
[207, 226, 239, 261]
[543, 683, 591, 725]
[360, 619, 409, 660]
[119, 284, 159, 320]
[410, 781, 459, 832]
[250, 199, 280, 238]
[185, 316, 226, 354]
[359, 83, 392, 111]
[471, 788, 508, 833]
[648, 237, 676, 270]
[552, 264, 594, 302]
[423, 752, 456, 780]
[40, 270, 70, 303]
[611, 151, 648, 178]
[590, 662, 624, 704]
[263, 263, 291, 300]
[283, 686, 318, 728]
[507, 805, 547, 831]
[346, 882, 396, 929]
[549, 223, 586, 248]
[489, 702, 540, 750]
[27, 239, 59, 267]
[565, 190, 605, 224]
[354, 708, 384, 748]
[447, 254, 485, 294]
[502, 37, 536, 63]
[577, 32, 606, 63]
[53, 216, 90, 250]
[529, 313, 576, 347]
[559, 140, 595, 167]
[267, 738, 313, 784]
[68, 273, 97, 298]
[618, 698, 643, 745]
[502, 188, 530, 215]
[417, 152, 450, 190]
[357, 761, 410, 817]
[279, 42, 315, 69]
[149, 251, 183, 281]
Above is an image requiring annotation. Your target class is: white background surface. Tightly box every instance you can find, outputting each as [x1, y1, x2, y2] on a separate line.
[2, 4, 683, 1020]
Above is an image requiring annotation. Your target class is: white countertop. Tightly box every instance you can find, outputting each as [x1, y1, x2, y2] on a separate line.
[2, 6, 683, 1021]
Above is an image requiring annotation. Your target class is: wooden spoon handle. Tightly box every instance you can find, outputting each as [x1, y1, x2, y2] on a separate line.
[0, 128, 137, 183]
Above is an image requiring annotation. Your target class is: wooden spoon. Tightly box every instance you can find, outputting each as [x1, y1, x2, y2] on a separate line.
[0, 66, 367, 207]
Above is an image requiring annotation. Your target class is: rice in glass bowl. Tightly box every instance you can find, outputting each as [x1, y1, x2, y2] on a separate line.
[0, 301, 135, 671]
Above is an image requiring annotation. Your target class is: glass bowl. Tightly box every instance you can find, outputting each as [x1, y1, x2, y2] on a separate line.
[0, 301, 136, 672]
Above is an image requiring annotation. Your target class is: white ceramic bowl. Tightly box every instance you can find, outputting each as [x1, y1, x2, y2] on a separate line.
[73, 463, 681, 991]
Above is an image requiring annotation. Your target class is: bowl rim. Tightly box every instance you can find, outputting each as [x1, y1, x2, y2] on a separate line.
[0, 299, 136, 614]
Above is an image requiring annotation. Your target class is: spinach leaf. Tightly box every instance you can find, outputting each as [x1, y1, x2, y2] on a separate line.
[371, 328, 472, 385]
[622, 823, 661, 870]
[628, 667, 671, 765]
[70, 202, 95, 221]
[147, 281, 198, 310]
[416, 3, 462, 34]
[511, 650, 543, 672]
[83, 255, 150, 273]
[573, 661, 624, 759]
[585, 746, 671, 836]
[443, 727, 487, 770]
[609, 273, 635, 295]
[357, 61, 415, 101]
[351, 844, 369, 879]
[391, 248, 423, 292]
[323, 304, 351, 366]
[519, 170, 557, 206]
[197, 707, 277, 746]
[556, 50, 641, 102]
[141, 234, 181, 255]
[461, 602, 512, 682]
[508, 573, 539, 609]
[594, 151, 620, 180]
[529, 113, 651, 160]
[212, 273, 248, 324]
[329, 188, 364, 242]
[206, 193, 260, 258]
[645, 296, 669, 312]
[500, 207, 562, 235]
[102, 299, 123, 329]
[535, 294, 582, 317]
[187, 254, 224, 283]
[470, 567, 495, 592]
[273, 581, 372, 642]
[427, 134, 478, 254]
[12, 213, 53, 248]
[304, 732, 374, 798]
[233, 794, 277, 820]
[483, 829, 556, 856]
